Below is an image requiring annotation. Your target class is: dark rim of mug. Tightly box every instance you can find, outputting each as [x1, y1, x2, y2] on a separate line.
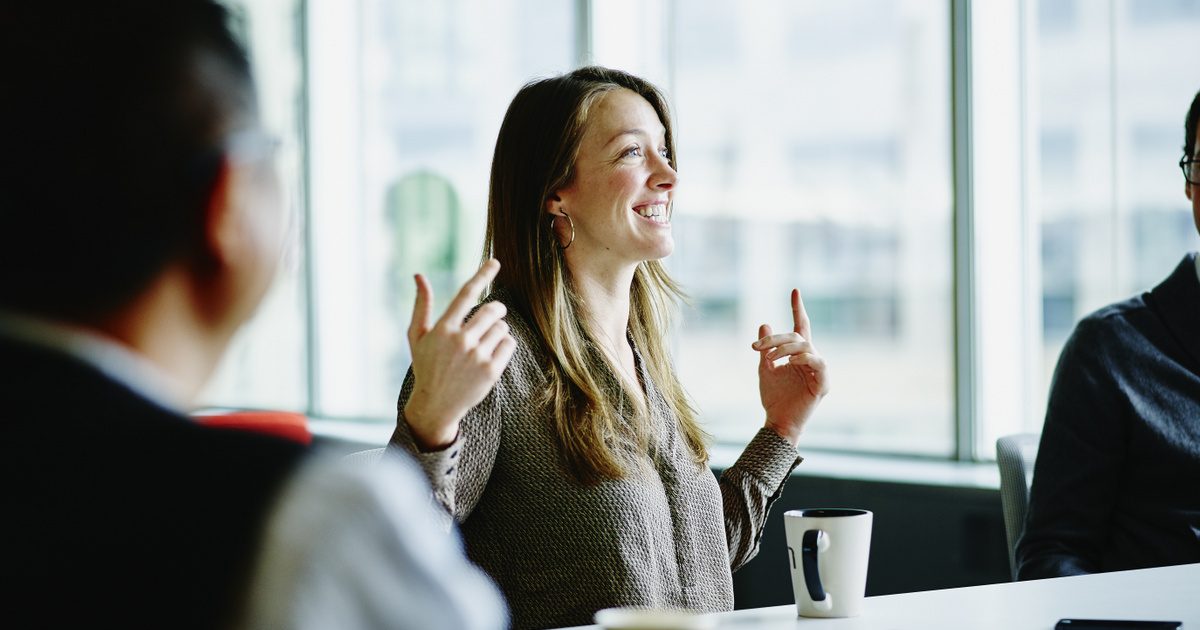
[785, 508, 870, 518]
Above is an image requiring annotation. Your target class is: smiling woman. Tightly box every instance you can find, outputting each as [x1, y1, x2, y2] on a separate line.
[388, 66, 829, 630]
[470, 68, 706, 486]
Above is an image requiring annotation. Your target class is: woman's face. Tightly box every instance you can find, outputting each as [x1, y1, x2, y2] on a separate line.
[552, 88, 677, 271]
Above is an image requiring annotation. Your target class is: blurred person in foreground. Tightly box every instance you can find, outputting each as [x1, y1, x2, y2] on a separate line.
[0, 3, 511, 628]
[389, 66, 830, 629]
[1017, 89, 1200, 580]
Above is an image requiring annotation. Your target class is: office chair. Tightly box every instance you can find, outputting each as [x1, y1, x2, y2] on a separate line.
[995, 433, 1040, 580]
[342, 447, 386, 467]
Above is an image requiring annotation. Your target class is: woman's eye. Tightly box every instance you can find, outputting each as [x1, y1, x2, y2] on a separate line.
[658, 147, 670, 159]
[622, 146, 643, 158]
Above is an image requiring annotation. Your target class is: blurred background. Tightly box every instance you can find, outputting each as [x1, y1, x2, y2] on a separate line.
[203, 0, 1200, 463]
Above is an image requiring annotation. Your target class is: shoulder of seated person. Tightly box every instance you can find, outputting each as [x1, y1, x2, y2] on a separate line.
[1071, 295, 1148, 344]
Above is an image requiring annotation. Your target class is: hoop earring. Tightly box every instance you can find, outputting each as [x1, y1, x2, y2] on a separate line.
[551, 211, 575, 250]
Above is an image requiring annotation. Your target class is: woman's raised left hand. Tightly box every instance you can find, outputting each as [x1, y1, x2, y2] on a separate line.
[752, 288, 829, 445]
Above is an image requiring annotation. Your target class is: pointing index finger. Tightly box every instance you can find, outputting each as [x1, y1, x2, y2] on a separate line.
[792, 288, 812, 342]
[409, 273, 433, 342]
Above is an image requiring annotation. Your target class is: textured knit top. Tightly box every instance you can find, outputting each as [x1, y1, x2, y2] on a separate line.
[389, 291, 802, 630]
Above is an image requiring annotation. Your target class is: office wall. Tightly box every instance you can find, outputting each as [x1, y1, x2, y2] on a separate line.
[720, 468, 1010, 609]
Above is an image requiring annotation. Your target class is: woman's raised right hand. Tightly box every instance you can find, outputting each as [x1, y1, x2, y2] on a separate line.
[403, 259, 516, 451]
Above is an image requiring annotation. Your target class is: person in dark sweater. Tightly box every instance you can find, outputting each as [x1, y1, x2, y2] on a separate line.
[1016, 89, 1200, 580]
[0, 3, 508, 628]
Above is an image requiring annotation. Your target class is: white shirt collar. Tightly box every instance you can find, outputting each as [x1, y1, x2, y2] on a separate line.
[0, 310, 188, 412]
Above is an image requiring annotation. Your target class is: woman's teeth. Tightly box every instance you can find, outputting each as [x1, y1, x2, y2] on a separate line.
[634, 203, 669, 224]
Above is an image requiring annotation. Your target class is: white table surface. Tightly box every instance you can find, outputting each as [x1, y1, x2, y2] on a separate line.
[557, 563, 1200, 629]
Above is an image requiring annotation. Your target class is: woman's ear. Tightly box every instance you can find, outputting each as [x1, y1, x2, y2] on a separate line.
[545, 192, 563, 216]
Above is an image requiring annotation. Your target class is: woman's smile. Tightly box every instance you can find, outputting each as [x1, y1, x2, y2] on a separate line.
[632, 201, 670, 225]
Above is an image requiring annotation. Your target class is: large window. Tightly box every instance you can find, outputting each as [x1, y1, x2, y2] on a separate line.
[974, 0, 1200, 454]
[209, 0, 1200, 462]
[306, 0, 576, 419]
[664, 1, 954, 455]
[1034, 0, 1200, 394]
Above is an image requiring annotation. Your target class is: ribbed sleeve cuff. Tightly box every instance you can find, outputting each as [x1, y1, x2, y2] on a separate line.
[731, 427, 803, 488]
[409, 434, 463, 484]
[390, 419, 462, 515]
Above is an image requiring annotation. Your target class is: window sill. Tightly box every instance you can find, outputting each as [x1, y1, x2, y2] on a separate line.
[310, 417, 394, 446]
[311, 419, 1000, 491]
[711, 442, 999, 490]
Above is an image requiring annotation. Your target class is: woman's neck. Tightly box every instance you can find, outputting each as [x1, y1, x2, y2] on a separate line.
[567, 259, 635, 348]
[564, 257, 646, 402]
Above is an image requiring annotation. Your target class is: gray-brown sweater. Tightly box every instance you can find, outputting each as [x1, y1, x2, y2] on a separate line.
[389, 293, 801, 630]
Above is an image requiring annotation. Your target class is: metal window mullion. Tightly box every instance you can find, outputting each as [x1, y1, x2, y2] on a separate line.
[951, 0, 977, 462]
[576, 0, 593, 67]
[1108, 0, 1122, 297]
[299, 0, 320, 418]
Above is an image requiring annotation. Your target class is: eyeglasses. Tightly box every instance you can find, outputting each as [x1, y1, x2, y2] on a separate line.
[1181, 156, 1199, 185]
[225, 129, 281, 165]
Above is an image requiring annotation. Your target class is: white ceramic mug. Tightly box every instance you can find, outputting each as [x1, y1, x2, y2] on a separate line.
[783, 508, 873, 618]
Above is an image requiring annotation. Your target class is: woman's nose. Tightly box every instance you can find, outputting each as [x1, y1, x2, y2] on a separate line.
[650, 154, 677, 190]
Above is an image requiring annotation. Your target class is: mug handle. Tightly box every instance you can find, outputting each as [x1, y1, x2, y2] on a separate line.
[802, 529, 833, 612]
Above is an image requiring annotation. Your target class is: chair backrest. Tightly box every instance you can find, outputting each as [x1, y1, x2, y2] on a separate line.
[995, 433, 1040, 580]
[193, 409, 312, 445]
[342, 447, 386, 467]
